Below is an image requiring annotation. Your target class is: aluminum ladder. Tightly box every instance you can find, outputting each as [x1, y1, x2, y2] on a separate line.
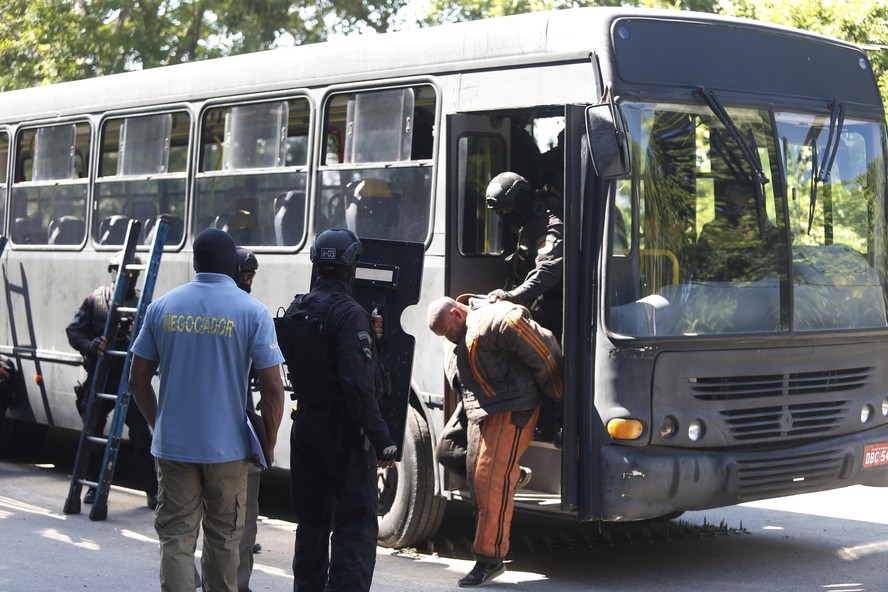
[63, 218, 168, 520]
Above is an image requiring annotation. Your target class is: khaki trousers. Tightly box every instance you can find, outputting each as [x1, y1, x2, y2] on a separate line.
[155, 459, 248, 592]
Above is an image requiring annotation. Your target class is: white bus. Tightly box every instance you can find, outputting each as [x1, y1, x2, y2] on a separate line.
[2, 7, 888, 547]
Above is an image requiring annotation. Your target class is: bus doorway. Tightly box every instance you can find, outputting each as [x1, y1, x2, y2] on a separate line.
[446, 108, 572, 511]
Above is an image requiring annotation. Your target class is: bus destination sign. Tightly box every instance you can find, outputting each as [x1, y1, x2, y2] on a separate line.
[863, 443, 888, 468]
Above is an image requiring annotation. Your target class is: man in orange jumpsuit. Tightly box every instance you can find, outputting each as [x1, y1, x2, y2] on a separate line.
[427, 295, 562, 587]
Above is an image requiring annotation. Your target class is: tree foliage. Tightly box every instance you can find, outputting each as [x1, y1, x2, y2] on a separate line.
[0, 0, 409, 90]
[0, 0, 886, 112]
[713, 0, 888, 112]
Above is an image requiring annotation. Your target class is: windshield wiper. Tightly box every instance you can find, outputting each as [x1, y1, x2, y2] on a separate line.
[695, 87, 770, 236]
[808, 99, 846, 234]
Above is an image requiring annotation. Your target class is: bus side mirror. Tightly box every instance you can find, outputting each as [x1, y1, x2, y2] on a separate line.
[586, 102, 630, 178]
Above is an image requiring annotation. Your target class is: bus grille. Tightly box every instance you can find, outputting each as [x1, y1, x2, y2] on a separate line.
[736, 449, 845, 500]
[689, 366, 870, 443]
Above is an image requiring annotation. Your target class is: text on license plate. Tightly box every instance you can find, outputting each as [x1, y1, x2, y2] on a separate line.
[863, 442, 888, 468]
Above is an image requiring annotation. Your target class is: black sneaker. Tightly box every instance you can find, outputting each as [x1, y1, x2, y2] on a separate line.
[83, 487, 97, 504]
[252, 543, 261, 553]
[458, 560, 505, 587]
[515, 467, 532, 492]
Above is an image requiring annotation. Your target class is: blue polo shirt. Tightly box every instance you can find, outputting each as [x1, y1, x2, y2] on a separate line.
[131, 273, 284, 463]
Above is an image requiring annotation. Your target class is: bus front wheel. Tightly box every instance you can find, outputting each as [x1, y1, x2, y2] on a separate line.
[377, 405, 445, 549]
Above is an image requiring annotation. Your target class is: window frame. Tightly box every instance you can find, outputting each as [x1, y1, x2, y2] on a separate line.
[94, 106, 194, 250]
[194, 93, 314, 252]
[10, 119, 92, 249]
[317, 81, 438, 246]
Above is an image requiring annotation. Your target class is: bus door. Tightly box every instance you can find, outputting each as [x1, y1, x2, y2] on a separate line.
[562, 104, 609, 520]
[446, 114, 511, 299]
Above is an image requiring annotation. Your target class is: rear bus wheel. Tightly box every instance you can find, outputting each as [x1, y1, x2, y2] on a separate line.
[377, 405, 445, 548]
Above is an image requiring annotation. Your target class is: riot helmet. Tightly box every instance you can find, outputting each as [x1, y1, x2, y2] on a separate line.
[486, 172, 532, 227]
[108, 253, 142, 275]
[108, 253, 142, 299]
[235, 247, 258, 293]
[310, 228, 363, 280]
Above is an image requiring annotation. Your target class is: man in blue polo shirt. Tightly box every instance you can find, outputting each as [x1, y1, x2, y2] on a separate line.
[129, 228, 285, 592]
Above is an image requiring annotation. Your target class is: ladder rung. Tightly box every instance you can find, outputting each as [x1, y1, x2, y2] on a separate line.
[96, 392, 118, 401]
[116, 306, 138, 314]
[125, 263, 148, 272]
[105, 349, 127, 358]
[77, 479, 99, 488]
[87, 436, 108, 446]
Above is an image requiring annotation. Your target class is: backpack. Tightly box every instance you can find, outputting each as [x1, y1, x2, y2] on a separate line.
[274, 293, 342, 403]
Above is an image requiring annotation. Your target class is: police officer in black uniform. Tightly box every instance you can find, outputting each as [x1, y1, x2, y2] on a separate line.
[65, 254, 158, 508]
[485, 171, 564, 441]
[234, 247, 264, 592]
[284, 228, 398, 592]
[486, 172, 564, 339]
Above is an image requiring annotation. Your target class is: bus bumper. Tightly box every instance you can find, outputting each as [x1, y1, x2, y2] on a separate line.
[598, 424, 888, 521]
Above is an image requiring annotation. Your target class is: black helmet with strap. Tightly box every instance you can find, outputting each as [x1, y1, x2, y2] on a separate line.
[310, 228, 363, 278]
[235, 247, 258, 293]
[486, 172, 533, 227]
[235, 247, 258, 272]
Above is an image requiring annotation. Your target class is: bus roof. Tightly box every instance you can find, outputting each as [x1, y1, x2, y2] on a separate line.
[0, 7, 871, 123]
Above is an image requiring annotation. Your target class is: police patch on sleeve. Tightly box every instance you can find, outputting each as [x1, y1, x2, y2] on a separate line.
[357, 330, 373, 359]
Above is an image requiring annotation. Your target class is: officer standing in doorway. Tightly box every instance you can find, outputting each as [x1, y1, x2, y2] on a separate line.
[280, 228, 398, 592]
[485, 171, 564, 442]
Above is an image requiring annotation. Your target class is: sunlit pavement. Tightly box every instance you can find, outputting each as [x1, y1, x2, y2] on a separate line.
[2, 449, 888, 592]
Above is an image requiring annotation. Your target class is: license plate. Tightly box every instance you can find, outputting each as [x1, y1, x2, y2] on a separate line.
[863, 442, 888, 468]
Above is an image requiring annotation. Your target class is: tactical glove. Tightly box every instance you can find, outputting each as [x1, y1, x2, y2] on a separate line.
[380, 444, 398, 462]
[87, 337, 104, 358]
[487, 289, 513, 302]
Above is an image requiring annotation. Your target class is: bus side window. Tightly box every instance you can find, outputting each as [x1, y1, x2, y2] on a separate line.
[197, 97, 309, 247]
[97, 112, 189, 247]
[11, 123, 90, 247]
[343, 88, 414, 163]
[318, 85, 435, 243]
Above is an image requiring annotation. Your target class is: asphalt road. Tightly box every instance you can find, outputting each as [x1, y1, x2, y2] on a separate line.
[1, 427, 886, 591]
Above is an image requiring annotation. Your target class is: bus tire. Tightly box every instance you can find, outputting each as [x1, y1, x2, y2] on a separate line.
[377, 405, 445, 549]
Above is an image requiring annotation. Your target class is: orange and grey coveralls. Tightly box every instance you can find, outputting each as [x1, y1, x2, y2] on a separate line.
[445, 297, 563, 561]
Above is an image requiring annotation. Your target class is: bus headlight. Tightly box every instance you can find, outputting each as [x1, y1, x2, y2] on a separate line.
[660, 416, 677, 439]
[607, 418, 644, 440]
[861, 404, 873, 424]
[688, 419, 705, 442]
[882, 398, 888, 417]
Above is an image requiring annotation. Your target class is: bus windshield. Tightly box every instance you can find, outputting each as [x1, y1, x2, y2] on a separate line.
[608, 100, 888, 337]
